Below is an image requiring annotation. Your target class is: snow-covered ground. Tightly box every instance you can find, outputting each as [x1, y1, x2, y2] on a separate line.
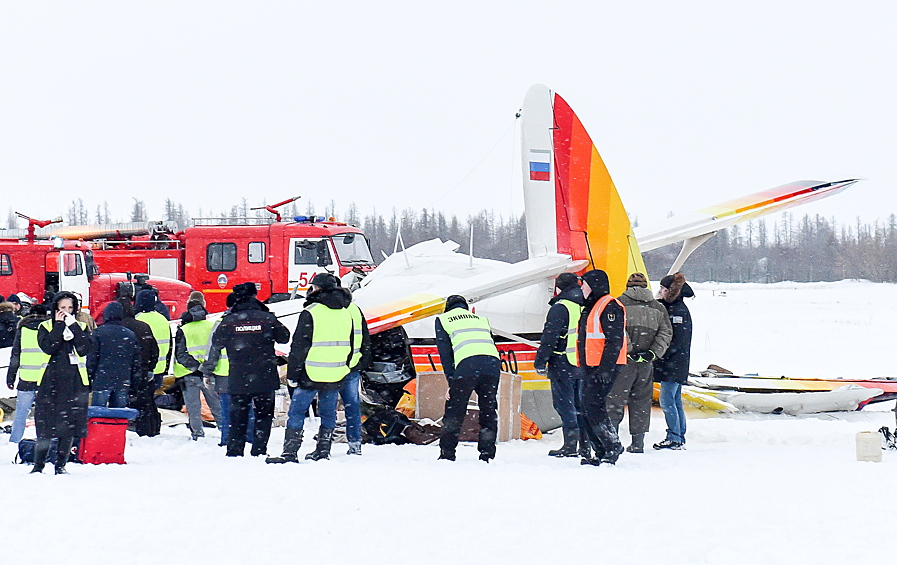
[2, 281, 896, 564]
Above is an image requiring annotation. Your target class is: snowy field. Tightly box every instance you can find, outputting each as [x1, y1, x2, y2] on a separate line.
[2, 280, 896, 564]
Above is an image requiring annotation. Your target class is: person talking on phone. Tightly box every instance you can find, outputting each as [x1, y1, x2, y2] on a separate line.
[32, 291, 93, 475]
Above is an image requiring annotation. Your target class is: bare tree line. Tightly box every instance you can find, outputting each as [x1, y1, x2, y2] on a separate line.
[9, 200, 897, 282]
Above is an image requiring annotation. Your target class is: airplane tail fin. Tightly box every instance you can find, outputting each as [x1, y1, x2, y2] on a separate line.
[521, 84, 646, 296]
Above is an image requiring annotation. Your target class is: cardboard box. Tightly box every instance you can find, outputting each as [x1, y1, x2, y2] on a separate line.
[415, 371, 522, 441]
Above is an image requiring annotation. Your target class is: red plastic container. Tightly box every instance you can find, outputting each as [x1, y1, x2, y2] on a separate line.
[79, 418, 129, 464]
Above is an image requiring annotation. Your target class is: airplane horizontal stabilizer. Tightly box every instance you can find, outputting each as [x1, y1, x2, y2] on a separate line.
[636, 179, 859, 252]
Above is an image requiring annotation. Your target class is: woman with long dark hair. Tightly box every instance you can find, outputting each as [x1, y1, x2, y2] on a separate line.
[32, 291, 92, 474]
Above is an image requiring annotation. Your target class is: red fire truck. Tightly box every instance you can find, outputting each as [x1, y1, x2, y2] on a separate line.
[4, 201, 377, 313]
[0, 217, 193, 317]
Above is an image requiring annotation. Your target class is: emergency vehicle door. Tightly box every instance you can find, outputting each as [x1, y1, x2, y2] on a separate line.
[288, 238, 332, 293]
[58, 251, 90, 310]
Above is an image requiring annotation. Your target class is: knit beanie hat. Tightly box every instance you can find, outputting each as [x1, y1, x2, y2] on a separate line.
[555, 272, 580, 292]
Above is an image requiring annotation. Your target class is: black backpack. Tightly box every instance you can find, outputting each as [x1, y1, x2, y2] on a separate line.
[14, 439, 79, 465]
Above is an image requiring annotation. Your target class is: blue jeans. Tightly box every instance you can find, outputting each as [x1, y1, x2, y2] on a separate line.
[92, 388, 129, 408]
[218, 393, 254, 446]
[549, 376, 579, 431]
[287, 387, 339, 430]
[9, 390, 37, 443]
[659, 382, 686, 443]
[340, 371, 362, 443]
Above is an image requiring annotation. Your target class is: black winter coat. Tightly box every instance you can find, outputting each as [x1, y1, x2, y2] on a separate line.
[288, 287, 352, 391]
[36, 319, 93, 438]
[576, 295, 626, 377]
[0, 310, 18, 348]
[653, 283, 694, 384]
[534, 285, 584, 380]
[202, 299, 289, 395]
[87, 303, 142, 390]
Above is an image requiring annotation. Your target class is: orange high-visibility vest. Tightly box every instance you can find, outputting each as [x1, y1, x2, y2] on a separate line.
[579, 294, 628, 367]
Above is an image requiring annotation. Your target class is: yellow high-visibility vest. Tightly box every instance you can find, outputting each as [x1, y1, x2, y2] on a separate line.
[174, 319, 214, 377]
[347, 303, 364, 369]
[555, 299, 582, 365]
[17, 325, 51, 383]
[305, 303, 352, 383]
[137, 311, 171, 375]
[437, 310, 499, 365]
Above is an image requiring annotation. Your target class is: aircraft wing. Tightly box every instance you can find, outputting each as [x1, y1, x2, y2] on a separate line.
[353, 239, 587, 333]
[266, 238, 586, 346]
[635, 179, 859, 252]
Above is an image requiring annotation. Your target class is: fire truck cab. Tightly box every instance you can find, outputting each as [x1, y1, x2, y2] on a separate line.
[83, 216, 376, 313]
[0, 236, 193, 318]
[180, 217, 374, 311]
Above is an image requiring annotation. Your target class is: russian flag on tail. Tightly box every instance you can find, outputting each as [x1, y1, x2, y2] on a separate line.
[529, 149, 551, 181]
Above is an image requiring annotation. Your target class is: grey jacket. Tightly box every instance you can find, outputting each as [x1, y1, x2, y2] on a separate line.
[618, 286, 672, 359]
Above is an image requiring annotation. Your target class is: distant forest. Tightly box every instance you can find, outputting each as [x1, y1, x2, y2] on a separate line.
[7, 199, 897, 283]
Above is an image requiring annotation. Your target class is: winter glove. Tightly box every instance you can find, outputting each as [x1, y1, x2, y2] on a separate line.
[6, 374, 15, 390]
[639, 351, 657, 363]
[627, 352, 640, 363]
[534, 364, 547, 376]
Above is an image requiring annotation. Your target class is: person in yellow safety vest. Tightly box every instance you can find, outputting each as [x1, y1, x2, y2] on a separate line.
[32, 291, 93, 475]
[135, 289, 172, 390]
[533, 273, 587, 458]
[5, 304, 51, 444]
[173, 297, 223, 440]
[576, 270, 628, 466]
[434, 294, 501, 462]
[269, 273, 352, 464]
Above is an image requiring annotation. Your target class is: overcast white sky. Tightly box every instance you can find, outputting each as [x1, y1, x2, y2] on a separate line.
[1, 1, 894, 229]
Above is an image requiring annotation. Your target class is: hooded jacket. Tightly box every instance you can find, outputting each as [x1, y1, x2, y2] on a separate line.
[35, 291, 93, 438]
[0, 302, 18, 348]
[174, 303, 211, 374]
[287, 286, 353, 390]
[118, 298, 160, 375]
[653, 275, 694, 384]
[135, 288, 170, 320]
[87, 301, 143, 390]
[202, 296, 290, 395]
[619, 285, 672, 360]
[576, 270, 626, 374]
[534, 283, 585, 376]
[6, 310, 51, 391]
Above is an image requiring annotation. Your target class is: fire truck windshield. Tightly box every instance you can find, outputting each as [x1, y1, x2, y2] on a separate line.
[332, 233, 373, 265]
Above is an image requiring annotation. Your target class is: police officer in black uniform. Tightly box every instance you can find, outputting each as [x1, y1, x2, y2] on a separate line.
[202, 282, 290, 457]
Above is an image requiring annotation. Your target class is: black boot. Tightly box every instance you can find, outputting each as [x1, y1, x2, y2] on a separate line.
[438, 448, 456, 461]
[54, 437, 74, 475]
[305, 427, 334, 461]
[626, 433, 645, 454]
[30, 438, 52, 474]
[548, 427, 580, 457]
[266, 428, 303, 464]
